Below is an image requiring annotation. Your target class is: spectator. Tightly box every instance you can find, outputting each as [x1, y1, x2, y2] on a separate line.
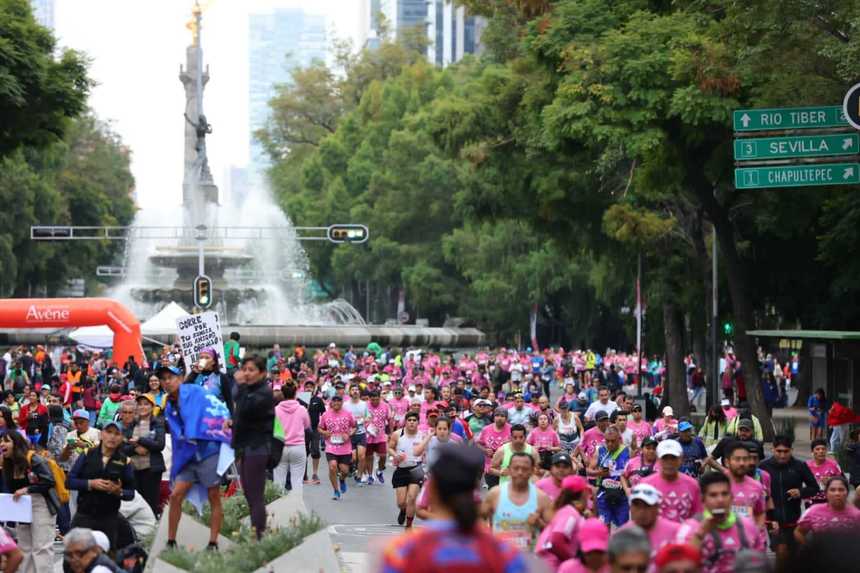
[0, 525, 24, 573]
[0, 430, 58, 573]
[62, 527, 123, 573]
[123, 394, 166, 517]
[231, 355, 275, 540]
[68, 420, 135, 551]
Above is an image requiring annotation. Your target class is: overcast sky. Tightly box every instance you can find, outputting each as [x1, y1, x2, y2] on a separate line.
[54, 0, 362, 208]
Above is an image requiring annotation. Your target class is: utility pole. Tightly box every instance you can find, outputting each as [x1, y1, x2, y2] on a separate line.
[636, 251, 643, 397]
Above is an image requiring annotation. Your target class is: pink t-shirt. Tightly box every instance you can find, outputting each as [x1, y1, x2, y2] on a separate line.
[0, 526, 17, 554]
[558, 560, 608, 573]
[528, 427, 560, 451]
[388, 397, 410, 425]
[805, 458, 842, 504]
[620, 516, 680, 570]
[366, 402, 391, 444]
[477, 423, 512, 471]
[798, 502, 860, 533]
[679, 515, 766, 573]
[579, 426, 605, 459]
[623, 455, 660, 488]
[642, 472, 702, 522]
[653, 418, 677, 435]
[627, 419, 653, 443]
[536, 477, 562, 501]
[729, 475, 766, 520]
[536, 505, 583, 570]
[318, 409, 356, 456]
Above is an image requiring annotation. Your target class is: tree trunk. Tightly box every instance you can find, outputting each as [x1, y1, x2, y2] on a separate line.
[692, 215, 715, 407]
[664, 300, 690, 418]
[713, 219, 773, 439]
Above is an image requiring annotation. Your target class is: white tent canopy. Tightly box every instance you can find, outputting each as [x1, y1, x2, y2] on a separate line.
[141, 302, 190, 336]
[67, 302, 189, 347]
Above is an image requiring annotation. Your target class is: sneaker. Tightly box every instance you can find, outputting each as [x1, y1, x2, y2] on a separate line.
[397, 508, 406, 525]
[312, 475, 321, 485]
[206, 542, 219, 552]
[166, 540, 177, 549]
[354, 473, 362, 484]
[339, 477, 348, 494]
[367, 476, 375, 485]
[360, 474, 369, 485]
[332, 489, 341, 501]
[376, 471, 385, 484]
[405, 516, 414, 529]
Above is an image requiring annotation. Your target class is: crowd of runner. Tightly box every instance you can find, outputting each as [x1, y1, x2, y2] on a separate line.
[0, 342, 857, 573]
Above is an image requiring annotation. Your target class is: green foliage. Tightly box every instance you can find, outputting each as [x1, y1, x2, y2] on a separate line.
[160, 513, 324, 573]
[0, 0, 90, 155]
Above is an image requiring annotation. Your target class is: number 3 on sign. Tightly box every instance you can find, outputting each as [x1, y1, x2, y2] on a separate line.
[741, 141, 756, 158]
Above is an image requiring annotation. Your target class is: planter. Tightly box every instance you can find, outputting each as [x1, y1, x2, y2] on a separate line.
[145, 511, 235, 572]
[250, 530, 341, 573]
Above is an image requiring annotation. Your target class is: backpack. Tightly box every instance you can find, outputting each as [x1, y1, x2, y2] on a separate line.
[27, 450, 71, 504]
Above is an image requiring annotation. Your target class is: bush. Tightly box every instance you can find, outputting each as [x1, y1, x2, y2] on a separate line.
[160, 513, 324, 573]
[182, 482, 283, 537]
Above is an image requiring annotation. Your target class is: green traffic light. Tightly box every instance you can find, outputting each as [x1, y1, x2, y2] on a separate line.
[723, 321, 734, 336]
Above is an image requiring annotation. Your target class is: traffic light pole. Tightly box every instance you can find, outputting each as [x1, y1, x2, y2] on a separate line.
[710, 227, 719, 410]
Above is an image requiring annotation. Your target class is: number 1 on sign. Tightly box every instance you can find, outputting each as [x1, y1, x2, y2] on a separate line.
[745, 171, 759, 186]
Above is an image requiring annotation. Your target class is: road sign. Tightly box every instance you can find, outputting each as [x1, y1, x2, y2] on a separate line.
[733, 134, 859, 160]
[844, 83, 860, 130]
[733, 106, 848, 132]
[735, 163, 860, 189]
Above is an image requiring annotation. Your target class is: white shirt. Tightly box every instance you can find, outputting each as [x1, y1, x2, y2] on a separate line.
[584, 400, 619, 421]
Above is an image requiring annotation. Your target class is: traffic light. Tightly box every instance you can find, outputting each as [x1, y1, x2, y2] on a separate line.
[723, 321, 734, 337]
[326, 224, 369, 244]
[194, 275, 213, 309]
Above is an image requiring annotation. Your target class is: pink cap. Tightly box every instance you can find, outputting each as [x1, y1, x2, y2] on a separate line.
[561, 475, 590, 494]
[578, 518, 609, 553]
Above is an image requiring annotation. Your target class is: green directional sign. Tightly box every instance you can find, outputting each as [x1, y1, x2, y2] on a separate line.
[734, 134, 860, 160]
[733, 106, 848, 132]
[735, 163, 860, 189]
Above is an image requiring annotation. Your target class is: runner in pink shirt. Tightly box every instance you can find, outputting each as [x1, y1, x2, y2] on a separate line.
[626, 404, 652, 444]
[795, 475, 860, 542]
[387, 387, 410, 429]
[537, 475, 590, 571]
[318, 395, 357, 500]
[642, 440, 702, 522]
[528, 413, 561, 473]
[722, 442, 766, 527]
[536, 452, 575, 502]
[622, 437, 660, 492]
[578, 412, 609, 460]
[805, 438, 843, 506]
[557, 518, 610, 573]
[677, 472, 766, 573]
[365, 390, 391, 485]
[620, 483, 682, 572]
[476, 408, 512, 486]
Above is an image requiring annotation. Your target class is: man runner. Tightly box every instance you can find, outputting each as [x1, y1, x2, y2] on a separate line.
[318, 394, 356, 500]
[388, 411, 425, 528]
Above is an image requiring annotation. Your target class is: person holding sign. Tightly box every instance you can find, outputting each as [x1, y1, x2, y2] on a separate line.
[184, 347, 234, 414]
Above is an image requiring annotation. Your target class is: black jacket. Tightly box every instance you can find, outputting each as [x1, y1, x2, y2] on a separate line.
[121, 416, 166, 472]
[759, 456, 820, 526]
[232, 380, 275, 452]
[298, 393, 326, 430]
[68, 446, 135, 517]
[2, 452, 60, 515]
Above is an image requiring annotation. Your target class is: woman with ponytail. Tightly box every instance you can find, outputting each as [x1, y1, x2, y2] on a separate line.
[536, 475, 592, 571]
[377, 444, 529, 573]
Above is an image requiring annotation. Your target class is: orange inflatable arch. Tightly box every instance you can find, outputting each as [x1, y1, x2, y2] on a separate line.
[0, 298, 144, 365]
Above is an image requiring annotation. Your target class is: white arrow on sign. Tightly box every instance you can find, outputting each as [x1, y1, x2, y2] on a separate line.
[844, 138, 854, 150]
[843, 167, 855, 180]
[740, 113, 751, 128]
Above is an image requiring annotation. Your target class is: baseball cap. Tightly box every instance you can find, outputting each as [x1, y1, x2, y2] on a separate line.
[72, 408, 89, 420]
[136, 394, 156, 406]
[330, 395, 343, 402]
[737, 418, 754, 430]
[558, 400, 569, 409]
[629, 483, 662, 506]
[561, 475, 589, 494]
[494, 407, 509, 417]
[595, 410, 609, 421]
[641, 436, 658, 448]
[578, 518, 609, 553]
[720, 399, 730, 407]
[631, 403, 642, 412]
[102, 420, 123, 432]
[474, 399, 492, 407]
[92, 530, 110, 552]
[662, 406, 674, 416]
[551, 452, 572, 466]
[654, 544, 701, 568]
[156, 364, 183, 377]
[656, 439, 683, 458]
[678, 421, 694, 432]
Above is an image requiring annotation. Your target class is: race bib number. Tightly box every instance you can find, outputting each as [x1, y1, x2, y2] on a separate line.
[331, 435, 344, 445]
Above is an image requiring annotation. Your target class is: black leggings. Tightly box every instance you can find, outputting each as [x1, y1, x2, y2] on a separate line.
[135, 468, 163, 517]
[239, 454, 269, 538]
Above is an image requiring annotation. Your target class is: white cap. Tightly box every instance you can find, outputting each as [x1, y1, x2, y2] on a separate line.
[629, 483, 662, 506]
[92, 530, 110, 552]
[656, 439, 683, 459]
[720, 399, 730, 406]
[662, 406, 674, 416]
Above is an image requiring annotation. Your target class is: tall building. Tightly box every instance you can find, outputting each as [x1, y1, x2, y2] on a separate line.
[30, 0, 54, 29]
[358, 0, 384, 50]
[426, 0, 485, 67]
[247, 9, 327, 187]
